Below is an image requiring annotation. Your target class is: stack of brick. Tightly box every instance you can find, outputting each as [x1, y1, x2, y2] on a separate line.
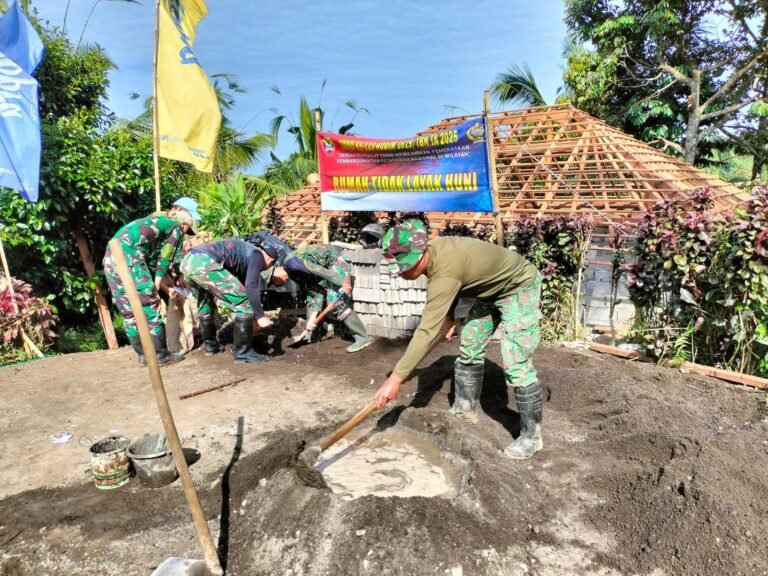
[343, 248, 427, 338]
[341, 241, 638, 340]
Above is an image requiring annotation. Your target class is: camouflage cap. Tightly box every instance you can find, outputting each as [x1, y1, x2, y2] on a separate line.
[381, 219, 428, 274]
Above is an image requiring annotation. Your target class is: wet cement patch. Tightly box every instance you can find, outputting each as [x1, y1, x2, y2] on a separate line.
[315, 424, 465, 499]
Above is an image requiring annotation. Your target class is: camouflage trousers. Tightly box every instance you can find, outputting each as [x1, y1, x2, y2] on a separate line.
[307, 257, 353, 321]
[180, 251, 252, 320]
[458, 276, 542, 388]
[103, 244, 163, 340]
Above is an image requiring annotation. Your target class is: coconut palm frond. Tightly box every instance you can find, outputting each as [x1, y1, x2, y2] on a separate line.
[490, 62, 547, 108]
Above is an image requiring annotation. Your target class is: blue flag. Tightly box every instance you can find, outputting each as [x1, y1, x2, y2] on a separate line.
[0, 3, 44, 202]
[0, 2, 44, 75]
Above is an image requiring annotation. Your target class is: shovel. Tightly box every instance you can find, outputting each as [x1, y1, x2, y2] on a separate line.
[289, 299, 339, 346]
[109, 240, 223, 576]
[295, 398, 380, 489]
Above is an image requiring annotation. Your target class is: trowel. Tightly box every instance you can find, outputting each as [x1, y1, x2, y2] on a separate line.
[296, 398, 380, 488]
[289, 299, 338, 346]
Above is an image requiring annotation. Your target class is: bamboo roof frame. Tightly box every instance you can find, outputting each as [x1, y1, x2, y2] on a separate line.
[269, 104, 746, 246]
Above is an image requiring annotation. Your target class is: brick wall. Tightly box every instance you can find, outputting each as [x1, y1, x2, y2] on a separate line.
[344, 245, 635, 339]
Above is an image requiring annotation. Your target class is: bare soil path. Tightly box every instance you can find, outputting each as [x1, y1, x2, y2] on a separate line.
[1, 336, 766, 575]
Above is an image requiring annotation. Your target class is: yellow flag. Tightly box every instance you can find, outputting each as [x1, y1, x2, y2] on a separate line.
[157, 0, 221, 172]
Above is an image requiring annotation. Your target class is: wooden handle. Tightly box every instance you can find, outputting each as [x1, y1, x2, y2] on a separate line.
[320, 399, 379, 451]
[109, 240, 223, 576]
[314, 299, 338, 325]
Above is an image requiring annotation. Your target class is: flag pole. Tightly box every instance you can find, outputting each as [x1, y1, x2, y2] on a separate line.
[315, 109, 329, 243]
[0, 236, 44, 358]
[152, 0, 162, 213]
[484, 91, 505, 246]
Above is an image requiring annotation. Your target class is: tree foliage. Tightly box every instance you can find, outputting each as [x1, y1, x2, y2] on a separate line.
[262, 85, 370, 193]
[563, 0, 767, 167]
[0, 15, 185, 322]
[198, 174, 273, 238]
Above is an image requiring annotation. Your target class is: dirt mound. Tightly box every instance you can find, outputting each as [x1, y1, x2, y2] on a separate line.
[1, 341, 767, 575]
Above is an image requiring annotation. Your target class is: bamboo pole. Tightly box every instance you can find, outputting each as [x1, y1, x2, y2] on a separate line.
[315, 109, 329, 244]
[109, 239, 223, 576]
[0, 236, 44, 358]
[152, 0, 162, 213]
[483, 91, 505, 246]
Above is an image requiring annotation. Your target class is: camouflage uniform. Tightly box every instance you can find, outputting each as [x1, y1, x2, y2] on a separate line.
[287, 245, 354, 321]
[103, 215, 185, 339]
[459, 276, 542, 388]
[383, 220, 544, 459]
[179, 251, 253, 320]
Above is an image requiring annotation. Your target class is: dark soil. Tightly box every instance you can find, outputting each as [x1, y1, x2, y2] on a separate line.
[1, 338, 767, 575]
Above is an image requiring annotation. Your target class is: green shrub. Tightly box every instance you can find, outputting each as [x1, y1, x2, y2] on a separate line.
[507, 215, 594, 341]
[627, 186, 768, 375]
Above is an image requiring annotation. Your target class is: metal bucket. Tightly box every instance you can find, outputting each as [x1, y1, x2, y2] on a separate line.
[127, 433, 179, 488]
[90, 436, 133, 489]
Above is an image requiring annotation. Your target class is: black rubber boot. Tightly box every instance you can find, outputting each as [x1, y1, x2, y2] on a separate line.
[150, 329, 185, 367]
[129, 335, 146, 367]
[200, 316, 221, 356]
[505, 381, 543, 459]
[233, 317, 268, 364]
[449, 362, 484, 424]
[342, 312, 373, 353]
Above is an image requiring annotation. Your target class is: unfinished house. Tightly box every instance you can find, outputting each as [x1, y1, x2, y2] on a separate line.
[268, 105, 746, 337]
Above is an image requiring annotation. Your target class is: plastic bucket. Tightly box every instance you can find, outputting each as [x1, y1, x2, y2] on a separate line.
[127, 433, 179, 488]
[90, 436, 133, 489]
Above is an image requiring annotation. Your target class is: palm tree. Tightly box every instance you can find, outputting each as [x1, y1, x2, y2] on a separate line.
[491, 37, 585, 108]
[490, 63, 547, 108]
[261, 84, 369, 192]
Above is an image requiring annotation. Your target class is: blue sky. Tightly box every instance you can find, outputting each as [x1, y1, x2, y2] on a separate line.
[32, 0, 567, 169]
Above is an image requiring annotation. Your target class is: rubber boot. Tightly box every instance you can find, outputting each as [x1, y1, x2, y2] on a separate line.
[151, 329, 185, 367]
[449, 362, 484, 424]
[200, 316, 221, 356]
[129, 335, 146, 367]
[233, 317, 268, 364]
[342, 312, 373, 353]
[504, 381, 543, 459]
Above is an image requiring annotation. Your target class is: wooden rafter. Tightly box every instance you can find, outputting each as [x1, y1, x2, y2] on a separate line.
[269, 104, 746, 247]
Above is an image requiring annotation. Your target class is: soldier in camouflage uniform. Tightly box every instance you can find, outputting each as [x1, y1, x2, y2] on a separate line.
[374, 219, 544, 460]
[180, 238, 278, 364]
[271, 244, 373, 353]
[103, 197, 200, 367]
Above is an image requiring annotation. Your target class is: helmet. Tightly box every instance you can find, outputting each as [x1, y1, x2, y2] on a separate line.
[360, 223, 384, 249]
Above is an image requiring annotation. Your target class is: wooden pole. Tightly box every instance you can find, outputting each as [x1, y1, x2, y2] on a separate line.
[314, 109, 329, 244]
[152, 0, 162, 213]
[179, 378, 246, 400]
[109, 239, 223, 576]
[0, 236, 44, 358]
[484, 91, 505, 246]
[73, 228, 118, 350]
